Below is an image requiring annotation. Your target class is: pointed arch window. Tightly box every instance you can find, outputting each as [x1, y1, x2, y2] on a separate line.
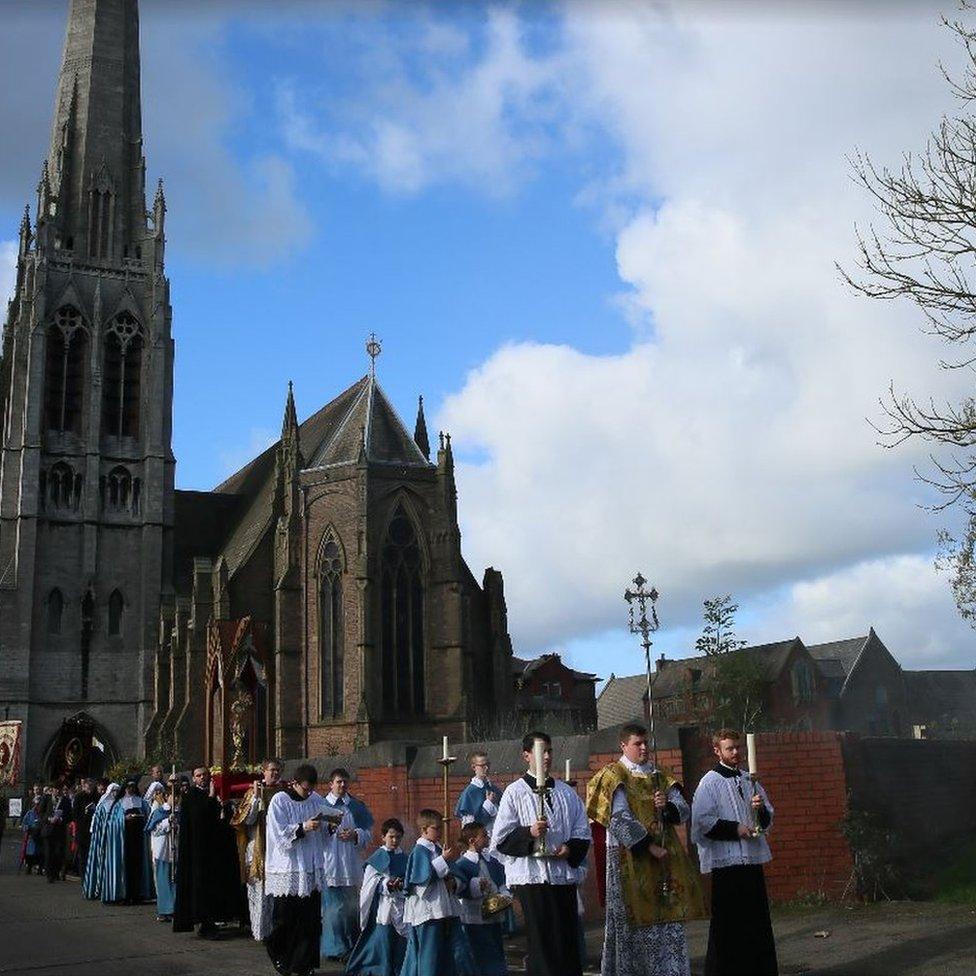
[380, 505, 425, 715]
[101, 466, 138, 514]
[108, 589, 124, 637]
[102, 313, 142, 439]
[47, 588, 63, 635]
[319, 535, 344, 719]
[44, 306, 87, 433]
[47, 461, 81, 511]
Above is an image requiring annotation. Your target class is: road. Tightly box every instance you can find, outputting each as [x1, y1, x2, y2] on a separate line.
[2, 834, 975, 975]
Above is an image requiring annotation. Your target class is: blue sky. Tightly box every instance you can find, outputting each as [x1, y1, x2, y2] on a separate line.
[3, 0, 975, 681]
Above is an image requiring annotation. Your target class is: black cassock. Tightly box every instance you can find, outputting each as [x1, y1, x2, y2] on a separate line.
[172, 786, 244, 932]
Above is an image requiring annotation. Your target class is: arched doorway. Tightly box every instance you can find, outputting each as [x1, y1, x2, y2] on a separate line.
[42, 712, 116, 784]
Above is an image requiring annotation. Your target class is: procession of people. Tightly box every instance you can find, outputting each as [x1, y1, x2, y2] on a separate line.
[16, 725, 779, 976]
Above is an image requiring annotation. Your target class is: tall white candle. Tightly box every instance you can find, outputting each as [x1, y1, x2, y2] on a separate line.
[746, 733, 758, 775]
[533, 738, 546, 782]
[565, 758, 572, 781]
[442, 736, 449, 761]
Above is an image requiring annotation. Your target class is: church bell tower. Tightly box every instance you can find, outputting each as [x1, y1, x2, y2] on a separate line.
[0, 0, 174, 778]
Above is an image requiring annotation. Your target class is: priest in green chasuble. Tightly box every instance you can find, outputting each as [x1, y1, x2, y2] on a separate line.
[586, 723, 707, 976]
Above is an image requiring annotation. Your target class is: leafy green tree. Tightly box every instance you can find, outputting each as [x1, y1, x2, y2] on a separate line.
[694, 595, 747, 656]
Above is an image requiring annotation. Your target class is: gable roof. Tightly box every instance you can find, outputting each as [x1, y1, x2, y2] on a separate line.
[307, 374, 430, 469]
[201, 374, 430, 581]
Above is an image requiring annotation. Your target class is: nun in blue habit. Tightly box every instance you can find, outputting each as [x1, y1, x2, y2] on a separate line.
[101, 779, 153, 905]
[82, 783, 119, 900]
[344, 820, 408, 976]
[145, 784, 177, 919]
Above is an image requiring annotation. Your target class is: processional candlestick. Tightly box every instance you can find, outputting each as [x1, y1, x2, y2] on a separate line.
[624, 573, 674, 903]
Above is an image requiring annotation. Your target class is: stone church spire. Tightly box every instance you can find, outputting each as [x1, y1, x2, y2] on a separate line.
[414, 395, 430, 460]
[43, 0, 147, 262]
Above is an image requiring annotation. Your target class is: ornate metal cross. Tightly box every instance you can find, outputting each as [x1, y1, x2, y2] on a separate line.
[366, 333, 382, 376]
[623, 573, 661, 765]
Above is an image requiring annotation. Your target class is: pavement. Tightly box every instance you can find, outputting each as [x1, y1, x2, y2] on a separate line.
[1, 834, 975, 975]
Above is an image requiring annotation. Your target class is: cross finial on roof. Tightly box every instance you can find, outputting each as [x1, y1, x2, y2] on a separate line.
[366, 333, 382, 377]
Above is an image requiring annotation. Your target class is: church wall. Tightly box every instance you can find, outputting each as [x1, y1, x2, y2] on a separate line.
[303, 471, 362, 753]
[229, 531, 275, 623]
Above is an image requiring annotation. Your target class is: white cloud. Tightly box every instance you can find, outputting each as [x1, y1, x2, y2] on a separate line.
[277, 7, 563, 195]
[761, 554, 976, 671]
[434, 2, 976, 667]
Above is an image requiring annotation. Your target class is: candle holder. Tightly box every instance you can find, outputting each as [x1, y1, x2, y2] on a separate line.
[437, 754, 457, 848]
[749, 772, 765, 837]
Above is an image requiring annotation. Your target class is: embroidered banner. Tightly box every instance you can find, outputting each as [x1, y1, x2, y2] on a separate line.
[0, 720, 23, 787]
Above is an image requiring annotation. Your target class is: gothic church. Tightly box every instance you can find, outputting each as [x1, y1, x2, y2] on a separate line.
[0, 0, 515, 781]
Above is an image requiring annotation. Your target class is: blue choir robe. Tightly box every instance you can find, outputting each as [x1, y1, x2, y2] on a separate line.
[454, 778, 500, 832]
[101, 798, 153, 904]
[345, 847, 408, 976]
[452, 852, 510, 976]
[400, 841, 477, 976]
[146, 804, 176, 916]
[82, 799, 112, 899]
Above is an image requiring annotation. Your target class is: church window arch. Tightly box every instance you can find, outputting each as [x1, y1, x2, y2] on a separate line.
[47, 589, 63, 635]
[44, 306, 87, 434]
[107, 589, 124, 637]
[318, 531, 344, 719]
[103, 466, 134, 513]
[102, 312, 142, 439]
[47, 461, 80, 511]
[380, 504, 425, 715]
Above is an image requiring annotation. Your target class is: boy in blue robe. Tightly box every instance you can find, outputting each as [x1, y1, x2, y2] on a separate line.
[452, 823, 510, 976]
[454, 751, 500, 835]
[455, 751, 516, 936]
[401, 808, 476, 976]
[345, 818, 408, 975]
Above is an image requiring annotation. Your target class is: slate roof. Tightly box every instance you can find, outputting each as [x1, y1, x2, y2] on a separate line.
[172, 490, 245, 592]
[596, 673, 649, 729]
[905, 670, 976, 727]
[806, 635, 869, 684]
[180, 374, 431, 585]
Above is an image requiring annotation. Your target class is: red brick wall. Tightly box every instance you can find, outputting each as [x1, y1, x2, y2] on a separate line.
[320, 731, 852, 910]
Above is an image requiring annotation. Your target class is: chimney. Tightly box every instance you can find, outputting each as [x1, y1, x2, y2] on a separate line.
[656, 653, 670, 672]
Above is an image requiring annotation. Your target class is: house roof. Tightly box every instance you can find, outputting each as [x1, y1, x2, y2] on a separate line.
[806, 635, 869, 681]
[595, 638, 803, 729]
[513, 653, 598, 684]
[905, 669, 976, 726]
[596, 673, 649, 729]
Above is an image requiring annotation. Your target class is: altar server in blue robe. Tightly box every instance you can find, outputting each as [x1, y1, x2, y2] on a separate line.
[145, 783, 176, 920]
[320, 768, 369, 960]
[82, 783, 118, 900]
[452, 822, 510, 976]
[401, 808, 477, 976]
[345, 818, 408, 976]
[454, 751, 500, 835]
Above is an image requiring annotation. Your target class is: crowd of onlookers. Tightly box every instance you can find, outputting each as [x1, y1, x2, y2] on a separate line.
[12, 777, 108, 882]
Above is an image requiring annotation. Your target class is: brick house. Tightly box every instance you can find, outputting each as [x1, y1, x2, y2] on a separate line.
[806, 629, 909, 735]
[512, 653, 599, 731]
[597, 638, 829, 731]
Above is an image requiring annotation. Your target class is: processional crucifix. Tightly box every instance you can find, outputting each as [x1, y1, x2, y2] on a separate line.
[624, 573, 675, 902]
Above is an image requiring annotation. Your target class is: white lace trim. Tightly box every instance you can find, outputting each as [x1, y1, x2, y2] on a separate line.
[264, 869, 324, 898]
